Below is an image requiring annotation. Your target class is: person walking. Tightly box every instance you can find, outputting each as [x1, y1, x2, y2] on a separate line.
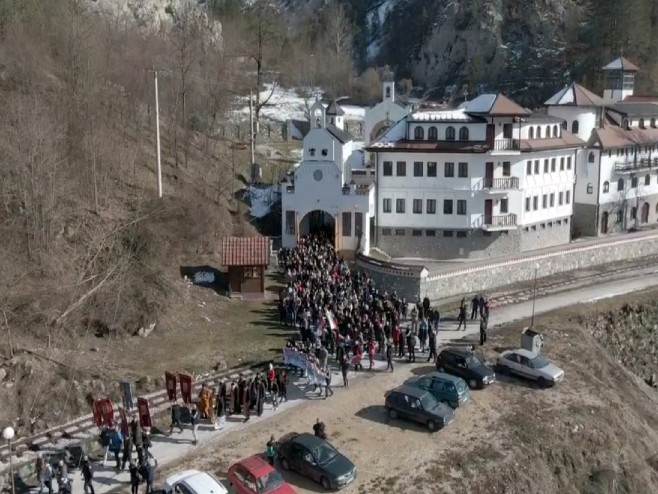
[129, 461, 140, 494]
[386, 340, 394, 372]
[457, 300, 467, 331]
[43, 459, 54, 494]
[324, 369, 334, 398]
[406, 330, 416, 363]
[169, 401, 183, 434]
[242, 383, 251, 423]
[427, 328, 437, 363]
[130, 416, 144, 466]
[479, 316, 488, 346]
[418, 318, 428, 352]
[266, 436, 277, 466]
[410, 306, 418, 334]
[109, 425, 124, 470]
[81, 456, 94, 494]
[214, 386, 226, 430]
[56, 460, 68, 493]
[340, 356, 349, 388]
[35, 454, 45, 494]
[470, 295, 479, 320]
[140, 459, 155, 494]
[121, 431, 133, 470]
[190, 404, 200, 445]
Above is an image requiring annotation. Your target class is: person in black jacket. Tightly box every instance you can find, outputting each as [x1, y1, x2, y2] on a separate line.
[169, 402, 183, 434]
[81, 456, 94, 494]
[190, 405, 200, 445]
[312, 418, 327, 440]
[386, 340, 394, 372]
[128, 461, 140, 494]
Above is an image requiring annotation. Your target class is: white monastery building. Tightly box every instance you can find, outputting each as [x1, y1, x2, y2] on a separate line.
[281, 56, 658, 259]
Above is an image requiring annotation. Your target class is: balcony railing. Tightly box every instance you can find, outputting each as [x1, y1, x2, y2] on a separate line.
[481, 213, 517, 230]
[343, 183, 374, 195]
[483, 177, 520, 190]
[615, 158, 657, 173]
[491, 139, 521, 151]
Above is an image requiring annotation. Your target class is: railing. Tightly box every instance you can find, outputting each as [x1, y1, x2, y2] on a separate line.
[343, 184, 374, 195]
[483, 177, 520, 190]
[615, 158, 657, 172]
[482, 213, 517, 228]
[492, 139, 521, 151]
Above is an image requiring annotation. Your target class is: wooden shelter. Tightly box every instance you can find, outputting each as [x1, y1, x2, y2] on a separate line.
[221, 237, 270, 296]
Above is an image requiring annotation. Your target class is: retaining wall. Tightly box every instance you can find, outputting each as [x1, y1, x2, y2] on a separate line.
[356, 230, 658, 300]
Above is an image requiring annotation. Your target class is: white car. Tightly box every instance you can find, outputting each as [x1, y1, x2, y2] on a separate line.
[164, 470, 229, 494]
[496, 349, 565, 387]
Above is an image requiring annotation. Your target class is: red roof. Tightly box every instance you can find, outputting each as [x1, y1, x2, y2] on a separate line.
[221, 237, 270, 266]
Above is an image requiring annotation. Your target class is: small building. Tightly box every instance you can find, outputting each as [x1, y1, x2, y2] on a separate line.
[221, 237, 270, 297]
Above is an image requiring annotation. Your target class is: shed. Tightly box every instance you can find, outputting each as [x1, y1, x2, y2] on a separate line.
[221, 237, 270, 296]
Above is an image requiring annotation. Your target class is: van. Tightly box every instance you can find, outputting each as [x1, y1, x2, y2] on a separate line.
[384, 385, 455, 432]
[405, 372, 470, 408]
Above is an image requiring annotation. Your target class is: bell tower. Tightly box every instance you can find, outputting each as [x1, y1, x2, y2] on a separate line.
[310, 99, 326, 129]
[382, 66, 395, 103]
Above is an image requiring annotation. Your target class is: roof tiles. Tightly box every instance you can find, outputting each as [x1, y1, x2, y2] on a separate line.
[221, 237, 270, 267]
[545, 82, 604, 107]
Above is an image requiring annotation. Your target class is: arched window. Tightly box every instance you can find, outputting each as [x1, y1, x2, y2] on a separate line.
[553, 125, 559, 137]
[631, 207, 637, 220]
[547, 126, 552, 138]
[529, 127, 534, 139]
[458, 126, 469, 140]
[617, 178, 624, 191]
[537, 126, 542, 138]
[603, 181, 609, 193]
[645, 174, 651, 186]
[639, 118, 645, 129]
[561, 121, 567, 130]
[651, 118, 656, 128]
[445, 126, 455, 140]
[428, 126, 438, 140]
[588, 152, 595, 163]
[622, 118, 630, 130]
[414, 126, 424, 140]
[385, 87, 391, 98]
[572, 120, 579, 134]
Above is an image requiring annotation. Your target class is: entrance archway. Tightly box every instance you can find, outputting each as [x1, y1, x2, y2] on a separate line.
[299, 210, 335, 241]
[600, 211, 608, 234]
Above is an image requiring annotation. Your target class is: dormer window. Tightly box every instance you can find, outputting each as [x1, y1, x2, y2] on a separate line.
[428, 126, 438, 140]
[445, 126, 455, 140]
[458, 126, 469, 141]
[414, 126, 425, 140]
[309, 148, 316, 157]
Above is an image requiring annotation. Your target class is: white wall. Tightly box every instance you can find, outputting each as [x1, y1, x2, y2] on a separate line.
[575, 149, 600, 206]
[547, 106, 598, 142]
[599, 152, 658, 206]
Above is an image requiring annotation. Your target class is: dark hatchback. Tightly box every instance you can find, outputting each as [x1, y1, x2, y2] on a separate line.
[276, 432, 357, 491]
[384, 385, 455, 432]
[436, 347, 496, 389]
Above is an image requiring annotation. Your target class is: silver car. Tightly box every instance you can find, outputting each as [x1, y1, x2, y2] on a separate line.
[496, 349, 564, 387]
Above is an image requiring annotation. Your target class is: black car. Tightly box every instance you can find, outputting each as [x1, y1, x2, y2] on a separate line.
[384, 385, 455, 432]
[276, 432, 357, 490]
[436, 347, 496, 389]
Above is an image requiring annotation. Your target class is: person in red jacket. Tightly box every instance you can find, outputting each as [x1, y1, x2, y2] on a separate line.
[367, 340, 376, 370]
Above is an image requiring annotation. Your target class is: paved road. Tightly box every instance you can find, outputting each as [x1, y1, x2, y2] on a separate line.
[34, 266, 658, 494]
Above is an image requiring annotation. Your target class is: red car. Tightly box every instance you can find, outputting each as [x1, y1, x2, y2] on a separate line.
[227, 455, 296, 494]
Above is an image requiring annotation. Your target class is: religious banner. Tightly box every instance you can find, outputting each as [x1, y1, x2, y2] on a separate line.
[120, 381, 135, 410]
[165, 372, 177, 401]
[179, 373, 193, 404]
[283, 348, 324, 386]
[92, 400, 104, 428]
[137, 397, 152, 429]
[97, 398, 115, 427]
[119, 406, 129, 436]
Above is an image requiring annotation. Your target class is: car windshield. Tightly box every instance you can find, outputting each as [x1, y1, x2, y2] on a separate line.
[257, 471, 285, 493]
[312, 443, 339, 464]
[529, 355, 549, 369]
[420, 393, 437, 410]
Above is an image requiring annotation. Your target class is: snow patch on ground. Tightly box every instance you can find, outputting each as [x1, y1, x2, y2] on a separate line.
[246, 185, 280, 218]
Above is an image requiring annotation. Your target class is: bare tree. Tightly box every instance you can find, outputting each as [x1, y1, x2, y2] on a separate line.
[321, 3, 355, 96]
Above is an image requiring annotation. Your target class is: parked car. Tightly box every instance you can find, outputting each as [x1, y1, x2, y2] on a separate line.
[228, 454, 296, 494]
[496, 349, 565, 387]
[164, 470, 229, 494]
[405, 372, 470, 408]
[276, 432, 357, 490]
[436, 347, 496, 389]
[384, 385, 455, 432]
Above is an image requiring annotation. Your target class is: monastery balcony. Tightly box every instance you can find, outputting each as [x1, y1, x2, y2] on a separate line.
[479, 213, 518, 231]
[490, 139, 521, 153]
[615, 158, 657, 174]
[483, 177, 520, 192]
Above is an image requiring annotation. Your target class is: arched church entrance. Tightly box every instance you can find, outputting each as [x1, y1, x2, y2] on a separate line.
[370, 119, 393, 143]
[299, 210, 335, 242]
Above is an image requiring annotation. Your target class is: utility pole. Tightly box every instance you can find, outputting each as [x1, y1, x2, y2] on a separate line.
[153, 69, 163, 198]
[249, 90, 256, 166]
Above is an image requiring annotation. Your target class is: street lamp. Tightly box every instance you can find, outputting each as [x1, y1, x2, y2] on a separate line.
[2, 426, 15, 494]
[530, 263, 540, 328]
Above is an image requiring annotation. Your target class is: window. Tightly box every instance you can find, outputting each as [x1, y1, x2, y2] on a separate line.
[640, 118, 645, 129]
[561, 121, 567, 130]
[603, 181, 609, 193]
[309, 148, 316, 157]
[559, 157, 564, 171]
[525, 197, 531, 212]
[503, 123, 513, 138]
[396, 161, 406, 176]
[645, 174, 651, 186]
[529, 127, 534, 139]
[459, 126, 469, 140]
[425, 229, 436, 236]
[412, 229, 422, 236]
[413, 161, 423, 177]
[414, 126, 424, 140]
[566, 190, 571, 204]
[616, 211, 623, 224]
[321, 148, 328, 156]
[631, 176, 638, 188]
[526, 160, 532, 175]
[553, 125, 559, 137]
[572, 120, 579, 134]
[542, 194, 548, 208]
[285, 210, 296, 235]
[457, 200, 467, 215]
[445, 162, 455, 177]
[567, 157, 572, 170]
[586, 183, 593, 194]
[342, 212, 352, 237]
[500, 198, 509, 213]
[456, 231, 468, 238]
[547, 126, 552, 138]
[428, 126, 438, 140]
[383, 161, 393, 176]
[550, 193, 555, 207]
[427, 162, 437, 177]
[652, 118, 657, 128]
[617, 178, 624, 191]
[502, 162, 511, 176]
[533, 196, 538, 210]
[427, 199, 437, 214]
[458, 162, 468, 178]
[534, 160, 539, 174]
[413, 199, 422, 214]
[445, 126, 455, 140]
[443, 199, 453, 214]
[385, 86, 391, 98]
[543, 159, 549, 173]
[383, 198, 392, 213]
[443, 230, 454, 237]
[396, 198, 405, 213]
[586, 151, 595, 164]
[551, 158, 557, 172]
[537, 126, 542, 139]
[395, 229, 405, 236]
[382, 228, 391, 235]
[559, 192, 564, 205]
[631, 207, 637, 220]
[355, 212, 363, 237]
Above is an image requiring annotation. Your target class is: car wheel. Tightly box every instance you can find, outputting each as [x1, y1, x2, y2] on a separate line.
[437, 366, 445, 373]
[537, 377, 548, 388]
[320, 476, 331, 490]
[468, 378, 479, 389]
[426, 419, 437, 432]
[280, 457, 290, 471]
[388, 408, 398, 420]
